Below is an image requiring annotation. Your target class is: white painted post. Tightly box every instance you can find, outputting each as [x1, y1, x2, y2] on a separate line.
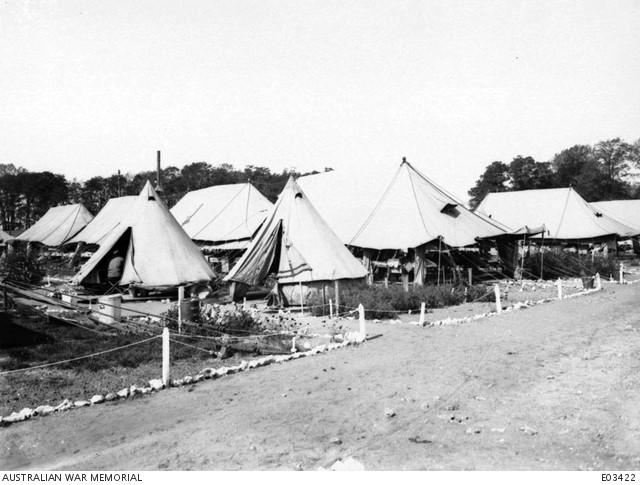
[619, 264, 624, 285]
[468, 268, 472, 285]
[596, 273, 601, 290]
[358, 303, 366, 340]
[494, 284, 502, 314]
[242, 297, 246, 310]
[291, 336, 297, 353]
[162, 327, 170, 386]
[177, 286, 184, 334]
[556, 278, 562, 300]
[329, 299, 333, 319]
[418, 302, 426, 326]
[299, 281, 304, 316]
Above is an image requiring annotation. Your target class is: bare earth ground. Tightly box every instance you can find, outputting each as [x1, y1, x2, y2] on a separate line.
[2, 281, 640, 471]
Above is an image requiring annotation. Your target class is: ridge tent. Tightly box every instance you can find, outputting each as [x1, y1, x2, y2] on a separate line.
[300, 159, 510, 285]
[66, 196, 138, 246]
[476, 188, 638, 243]
[72, 181, 216, 290]
[170, 183, 273, 246]
[14, 203, 94, 247]
[349, 160, 508, 249]
[299, 160, 508, 249]
[224, 176, 367, 305]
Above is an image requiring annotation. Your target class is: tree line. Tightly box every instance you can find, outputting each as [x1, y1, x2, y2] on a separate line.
[468, 137, 640, 209]
[0, 162, 330, 231]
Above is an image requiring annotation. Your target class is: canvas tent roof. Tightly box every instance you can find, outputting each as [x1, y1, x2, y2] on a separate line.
[15, 203, 94, 247]
[170, 183, 273, 244]
[72, 182, 215, 288]
[590, 200, 640, 234]
[66, 196, 138, 245]
[476, 188, 638, 242]
[299, 160, 508, 250]
[224, 177, 367, 286]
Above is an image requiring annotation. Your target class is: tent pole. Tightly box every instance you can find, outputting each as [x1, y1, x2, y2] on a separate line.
[520, 235, 526, 276]
[334, 280, 340, 315]
[437, 237, 442, 286]
[178, 286, 184, 334]
[539, 233, 545, 280]
[299, 281, 304, 316]
[322, 284, 326, 313]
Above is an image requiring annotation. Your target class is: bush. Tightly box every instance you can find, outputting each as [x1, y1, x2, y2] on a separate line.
[522, 251, 619, 280]
[311, 282, 494, 320]
[0, 247, 45, 285]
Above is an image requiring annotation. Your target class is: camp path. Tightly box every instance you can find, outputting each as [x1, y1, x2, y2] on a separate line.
[2, 284, 640, 470]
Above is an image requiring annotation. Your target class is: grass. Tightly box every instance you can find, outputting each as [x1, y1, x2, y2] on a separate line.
[0, 310, 237, 416]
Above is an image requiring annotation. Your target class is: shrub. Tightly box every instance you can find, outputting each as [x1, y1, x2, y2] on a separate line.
[522, 251, 619, 280]
[0, 247, 45, 285]
[310, 282, 494, 320]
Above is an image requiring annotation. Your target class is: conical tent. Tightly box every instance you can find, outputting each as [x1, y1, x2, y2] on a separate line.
[72, 182, 216, 289]
[224, 177, 367, 304]
[16, 204, 94, 247]
[170, 183, 273, 245]
[476, 188, 638, 242]
[66, 196, 137, 245]
[349, 160, 507, 249]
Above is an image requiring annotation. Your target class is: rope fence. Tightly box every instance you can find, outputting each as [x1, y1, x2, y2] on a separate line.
[1, 262, 625, 426]
[0, 335, 161, 377]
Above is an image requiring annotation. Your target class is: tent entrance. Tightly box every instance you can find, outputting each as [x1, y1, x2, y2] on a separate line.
[79, 228, 132, 287]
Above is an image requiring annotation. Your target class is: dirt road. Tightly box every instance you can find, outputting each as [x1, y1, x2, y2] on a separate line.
[2, 283, 640, 470]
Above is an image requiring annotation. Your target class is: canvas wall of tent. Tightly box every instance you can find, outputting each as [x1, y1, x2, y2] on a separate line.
[71, 181, 216, 291]
[224, 176, 368, 306]
[476, 188, 638, 244]
[13, 203, 94, 247]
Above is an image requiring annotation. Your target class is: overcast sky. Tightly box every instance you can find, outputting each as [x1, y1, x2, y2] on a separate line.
[1, 0, 639, 201]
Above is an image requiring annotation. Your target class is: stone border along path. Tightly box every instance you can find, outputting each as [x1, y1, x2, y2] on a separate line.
[0, 337, 357, 428]
[0, 280, 618, 427]
[408, 286, 603, 327]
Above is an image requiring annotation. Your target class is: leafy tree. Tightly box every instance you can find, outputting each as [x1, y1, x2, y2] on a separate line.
[508, 156, 555, 191]
[15, 171, 68, 226]
[0, 174, 22, 231]
[0, 163, 22, 177]
[594, 138, 633, 180]
[468, 161, 510, 209]
[181, 162, 214, 191]
[552, 145, 593, 188]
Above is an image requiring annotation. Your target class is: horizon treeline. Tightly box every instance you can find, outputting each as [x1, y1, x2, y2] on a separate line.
[468, 137, 640, 209]
[0, 162, 332, 231]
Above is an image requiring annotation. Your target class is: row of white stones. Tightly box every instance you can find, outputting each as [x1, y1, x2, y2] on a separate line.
[422, 287, 602, 327]
[0, 339, 354, 427]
